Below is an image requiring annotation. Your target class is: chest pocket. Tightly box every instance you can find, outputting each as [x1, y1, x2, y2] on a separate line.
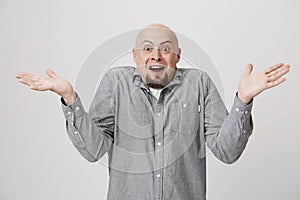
[167, 101, 200, 135]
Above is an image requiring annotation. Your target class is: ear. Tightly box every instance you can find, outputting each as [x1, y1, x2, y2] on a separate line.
[176, 48, 181, 63]
[132, 48, 137, 63]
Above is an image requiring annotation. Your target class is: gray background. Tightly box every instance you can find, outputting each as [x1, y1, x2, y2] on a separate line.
[1, 0, 299, 199]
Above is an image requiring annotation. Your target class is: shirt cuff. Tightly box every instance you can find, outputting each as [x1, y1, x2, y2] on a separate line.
[231, 92, 253, 117]
[61, 92, 85, 121]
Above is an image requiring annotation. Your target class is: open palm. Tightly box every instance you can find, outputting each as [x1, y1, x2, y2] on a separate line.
[16, 69, 74, 105]
[238, 63, 290, 104]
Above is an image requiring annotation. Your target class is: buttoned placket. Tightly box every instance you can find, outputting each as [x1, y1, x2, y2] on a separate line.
[153, 95, 164, 200]
[132, 69, 183, 200]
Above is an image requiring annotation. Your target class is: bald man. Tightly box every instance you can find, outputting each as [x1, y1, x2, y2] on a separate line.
[16, 24, 290, 200]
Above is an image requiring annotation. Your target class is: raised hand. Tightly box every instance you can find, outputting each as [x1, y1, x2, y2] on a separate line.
[238, 63, 290, 104]
[16, 69, 75, 105]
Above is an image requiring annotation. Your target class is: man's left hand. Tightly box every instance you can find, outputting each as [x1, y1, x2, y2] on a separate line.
[238, 63, 290, 104]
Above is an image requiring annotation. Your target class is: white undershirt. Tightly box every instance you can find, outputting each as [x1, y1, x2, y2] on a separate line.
[149, 87, 162, 100]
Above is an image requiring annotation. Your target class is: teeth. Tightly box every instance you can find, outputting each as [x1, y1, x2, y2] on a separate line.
[150, 65, 164, 70]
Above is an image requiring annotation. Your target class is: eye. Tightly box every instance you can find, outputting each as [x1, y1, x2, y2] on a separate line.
[161, 47, 170, 52]
[143, 47, 152, 52]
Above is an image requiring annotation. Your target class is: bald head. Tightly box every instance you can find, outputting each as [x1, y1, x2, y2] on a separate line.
[132, 23, 181, 89]
[144, 23, 171, 29]
[135, 23, 179, 52]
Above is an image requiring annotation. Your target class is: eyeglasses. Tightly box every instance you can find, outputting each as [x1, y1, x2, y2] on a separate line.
[134, 45, 178, 55]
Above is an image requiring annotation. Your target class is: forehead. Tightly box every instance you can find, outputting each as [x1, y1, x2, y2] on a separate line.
[135, 27, 178, 47]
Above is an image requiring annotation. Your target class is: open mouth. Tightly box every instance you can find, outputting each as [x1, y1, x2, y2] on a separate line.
[149, 65, 165, 72]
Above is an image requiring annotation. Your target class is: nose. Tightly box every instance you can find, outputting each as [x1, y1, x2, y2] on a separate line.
[151, 49, 162, 62]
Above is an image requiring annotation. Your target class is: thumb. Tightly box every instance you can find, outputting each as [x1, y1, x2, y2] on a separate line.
[45, 68, 57, 78]
[243, 63, 253, 77]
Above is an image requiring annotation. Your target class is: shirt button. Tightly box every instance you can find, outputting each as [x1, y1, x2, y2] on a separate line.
[243, 130, 246, 134]
[67, 111, 71, 115]
[74, 131, 78, 135]
[156, 174, 161, 178]
[183, 103, 187, 108]
[157, 142, 162, 146]
[75, 106, 80, 111]
[245, 110, 248, 114]
[235, 108, 240, 112]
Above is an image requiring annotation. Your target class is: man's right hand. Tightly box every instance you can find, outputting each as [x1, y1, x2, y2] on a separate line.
[16, 69, 75, 105]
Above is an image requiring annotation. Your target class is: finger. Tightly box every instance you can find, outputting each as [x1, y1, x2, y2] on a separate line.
[267, 77, 286, 88]
[46, 68, 57, 78]
[265, 63, 284, 74]
[268, 65, 290, 82]
[19, 73, 45, 88]
[15, 72, 26, 79]
[18, 78, 32, 87]
[19, 74, 38, 85]
[18, 73, 35, 86]
[19, 78, 38, 88]
[16, 72, 33, 79]
[267, 64, 290, 78]
[18, 73, 37, 82]
[243, 63, 253, 77]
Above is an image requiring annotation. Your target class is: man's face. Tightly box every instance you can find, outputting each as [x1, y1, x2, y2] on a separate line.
[133, 26, 181, 89]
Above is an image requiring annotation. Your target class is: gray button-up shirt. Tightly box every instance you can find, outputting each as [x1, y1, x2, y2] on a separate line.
[62, 66, 253, 200]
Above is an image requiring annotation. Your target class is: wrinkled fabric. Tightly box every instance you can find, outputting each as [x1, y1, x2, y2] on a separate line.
[61, 66, 253, 200]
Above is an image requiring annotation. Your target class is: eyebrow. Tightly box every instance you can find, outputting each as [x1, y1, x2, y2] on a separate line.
[160, 40, 173, 45]
[141, 40, 173, 45]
